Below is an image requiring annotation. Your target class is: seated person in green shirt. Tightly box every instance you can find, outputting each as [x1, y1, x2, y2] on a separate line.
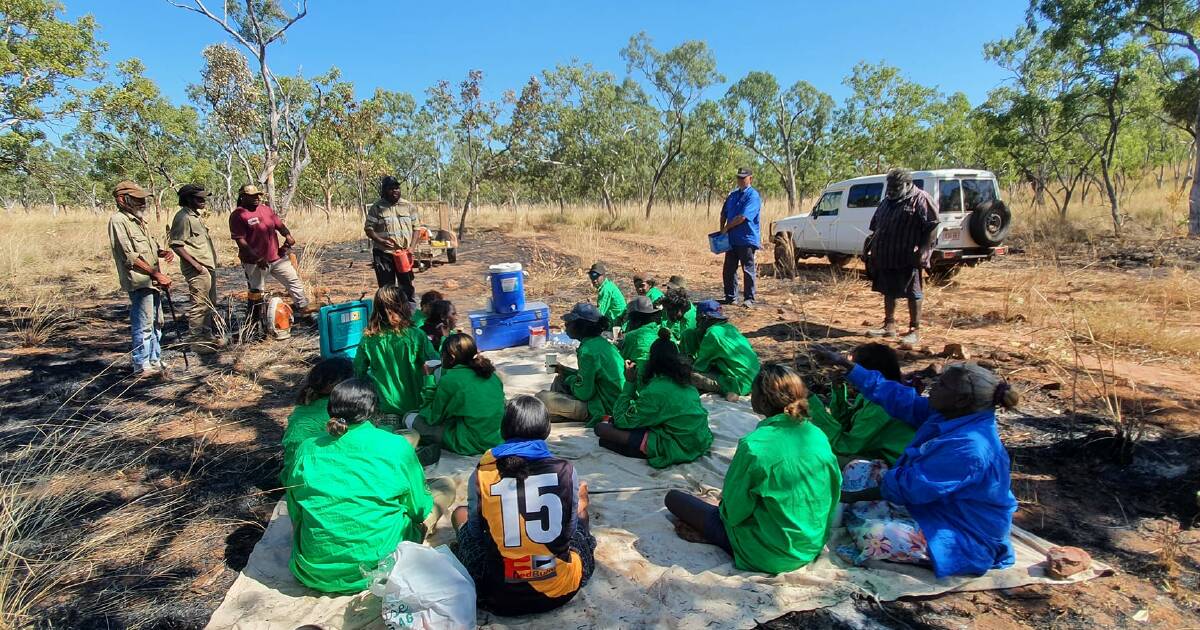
[661, 286, 697, 345]
[284, 378, 455, 593]
[406, 333, 506, 458]
[281, 357, 354, 482]
[687, 300, 761, 401]
[596, 327, 713, 468]
[807, 343, 916, 465]
[619, 296, 663, 380]
[412, 289, 443, 329]
[664, 364, 841, 574]
[633, 272, 664, 305]
[420, 298, 457, 354]
[536, 303, 624, 426]
[589, 262, 626, 325]
[354, 286, 438, 420]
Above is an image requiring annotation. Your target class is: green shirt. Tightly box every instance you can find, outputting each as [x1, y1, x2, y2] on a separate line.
[108, 210, 162, 292]
[719, 415, 841, 574]
[665, 303, 698, 345]
[646, 286, 665, 304]
[281, 397, 330, 481]
[691, 322, 761, 396]
[620, 322, 660, 383]
[168, 206, 217, 270]
[596, 279, 626, 324]
[285, 422, 432, 593]
[613, 376, 712, 468]
[353, 327, 437, 415]
[418, 365, 505, 455]
[364, 197, 419, 251]
[411, 310, 426, 329]
[567, 335, 625, 426]
[808, 385, 916, 465]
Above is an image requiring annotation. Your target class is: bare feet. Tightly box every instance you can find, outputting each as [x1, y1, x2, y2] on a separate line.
[673, 518, 707, 543]
[451, 506, 468, 531]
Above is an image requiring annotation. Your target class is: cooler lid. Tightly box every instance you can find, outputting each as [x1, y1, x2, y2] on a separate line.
[488, 262, 523, 273]
[469, 301, 548, 324]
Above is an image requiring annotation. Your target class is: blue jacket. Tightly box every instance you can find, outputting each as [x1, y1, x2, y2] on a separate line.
[848, 365, 1017, 578]
[721, 186, 761, 248]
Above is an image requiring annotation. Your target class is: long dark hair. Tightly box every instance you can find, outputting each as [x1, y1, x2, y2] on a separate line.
[295, 357, 354, 404]
[496, 395, 550, 481]
[366, 285, 412, 333]
[325, 378, 378, 437]
[852, 343, 902, 382]
[566, 317, 607, 340]
[643, 327, 691, 386]
[442, 333, 495, 379]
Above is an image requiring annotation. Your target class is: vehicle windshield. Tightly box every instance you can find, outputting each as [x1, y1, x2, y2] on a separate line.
[812, 191, 841, 216]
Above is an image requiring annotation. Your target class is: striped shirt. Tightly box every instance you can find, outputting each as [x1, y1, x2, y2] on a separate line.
[869, 188, 939, 270]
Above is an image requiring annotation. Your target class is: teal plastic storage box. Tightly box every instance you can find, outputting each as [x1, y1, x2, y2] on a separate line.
[468, 302, 550, 351]
[319, 299, 372, 359]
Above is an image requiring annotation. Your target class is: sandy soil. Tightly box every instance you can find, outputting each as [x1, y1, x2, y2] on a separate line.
[1, 227, 1197, 629]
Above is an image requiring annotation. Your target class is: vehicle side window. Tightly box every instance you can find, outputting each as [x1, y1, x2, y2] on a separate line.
[846, 183, 883, 208]
[811, 191, 842, 217]
[961, 179, 998, 211]
[939, 179, 963, 213]
[912, 179, 925, 190]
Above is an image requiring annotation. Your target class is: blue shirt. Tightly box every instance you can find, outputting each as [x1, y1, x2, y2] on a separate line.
[721, 186, 762, 248]
[848, 365, 1017, 579]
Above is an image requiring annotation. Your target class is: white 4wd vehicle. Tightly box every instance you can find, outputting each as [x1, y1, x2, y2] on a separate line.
[770, 169, 1011, 274]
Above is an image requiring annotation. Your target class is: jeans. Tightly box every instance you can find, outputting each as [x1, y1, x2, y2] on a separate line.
[722, 245, 757, 302]
[242, 258, 308, 307]
[129, 288, 163, 371]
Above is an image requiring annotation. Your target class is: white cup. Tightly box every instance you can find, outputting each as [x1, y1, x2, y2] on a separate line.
[425, 359, 442, 372]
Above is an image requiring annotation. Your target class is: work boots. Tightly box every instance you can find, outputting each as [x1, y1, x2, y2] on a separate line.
[866, 322, 897, 338]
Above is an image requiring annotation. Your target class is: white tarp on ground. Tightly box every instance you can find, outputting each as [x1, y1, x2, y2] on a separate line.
[206, 346, 1110, 630]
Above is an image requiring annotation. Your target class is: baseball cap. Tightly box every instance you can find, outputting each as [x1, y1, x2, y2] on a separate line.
[587, 262, 608, 277]
[113, 180, 150, 199]
[666, 275, 687, 290]
[736, 167, 753, 179]
[627, 296, 661, 314]
[563, 302, 602, 323]
[238, 184, 263, 197]
[695, 300, 728, 321]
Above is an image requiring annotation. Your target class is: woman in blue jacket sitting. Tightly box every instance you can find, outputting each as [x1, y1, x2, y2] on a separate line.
[814, 346, 1019, 578]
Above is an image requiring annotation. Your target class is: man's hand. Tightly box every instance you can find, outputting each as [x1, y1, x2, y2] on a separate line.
[284, 234, 296, 249]
[152, 272, 172, 289]
[159, 249, 175, 263]
[256, 258, 269, 270]
[811, 344, 854, 371]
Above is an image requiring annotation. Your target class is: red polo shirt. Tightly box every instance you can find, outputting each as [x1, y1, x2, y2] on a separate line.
[229, 204, 283, 264]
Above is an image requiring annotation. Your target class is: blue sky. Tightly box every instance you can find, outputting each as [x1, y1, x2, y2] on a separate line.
[65, 1, 1028, 108]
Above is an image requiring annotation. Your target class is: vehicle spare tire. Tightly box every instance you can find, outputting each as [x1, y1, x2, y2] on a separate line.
[968, 200, 1011, 247]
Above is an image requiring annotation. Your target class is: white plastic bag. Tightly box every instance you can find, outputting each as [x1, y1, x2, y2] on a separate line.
[368, 542, 476, 630]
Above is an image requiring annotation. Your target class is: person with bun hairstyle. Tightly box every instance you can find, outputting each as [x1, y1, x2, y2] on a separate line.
[410, 333, 505, 456]
[284, 378, 453, 593]
[664, 364, 841, 574]
[353, 285, 437, 417]
[814, 346, 1019, 578]
[281, 357, 355, 479]
[596, 328, 712, 468]
[451, 396, 596, 615]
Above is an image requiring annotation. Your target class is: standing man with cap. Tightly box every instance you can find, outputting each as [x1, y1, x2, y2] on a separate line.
[719, 167, 762, 308]
[866, 168, 940, 345]
[169, 184, 221, 351]
[108, 180, 175, 377]
[229, 183, 314, 322]
[364, 175, 420, 300]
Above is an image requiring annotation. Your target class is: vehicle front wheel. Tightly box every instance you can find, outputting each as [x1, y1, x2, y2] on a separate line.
[773, 234, 796, 278]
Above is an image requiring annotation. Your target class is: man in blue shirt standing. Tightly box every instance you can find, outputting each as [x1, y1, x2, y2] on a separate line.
[719, 167, 762, 308]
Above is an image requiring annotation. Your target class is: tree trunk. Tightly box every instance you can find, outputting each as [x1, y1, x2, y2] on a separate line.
[457, 183, 476, 240]
[323, 187, 334, 222]
[1190, 104, 1200, 237]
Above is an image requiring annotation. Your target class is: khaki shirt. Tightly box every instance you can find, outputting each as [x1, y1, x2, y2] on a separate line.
[364, 197, 419, 252]
[108, 210, 162, 292]
[169, 206, 217, 271]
